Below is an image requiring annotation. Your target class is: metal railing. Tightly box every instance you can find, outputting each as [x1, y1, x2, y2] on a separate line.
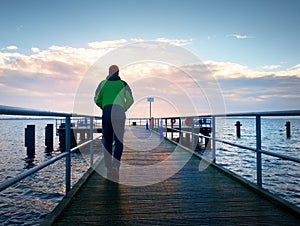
[0, 105, 102, 194]
[0, 105, 150, 195]
[1, 105, 299, 205]
[153, 110, 300, 189]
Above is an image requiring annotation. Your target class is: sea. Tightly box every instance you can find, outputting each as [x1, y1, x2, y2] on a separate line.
[0, 117, 299, 225]
[213, 117, 300, 208]
[0, 119, 97, 225]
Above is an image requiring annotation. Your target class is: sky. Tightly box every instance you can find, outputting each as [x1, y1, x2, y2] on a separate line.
[0, 0, 299, 117]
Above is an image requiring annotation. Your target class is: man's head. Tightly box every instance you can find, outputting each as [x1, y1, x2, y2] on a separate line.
[109, 65, 119, 75]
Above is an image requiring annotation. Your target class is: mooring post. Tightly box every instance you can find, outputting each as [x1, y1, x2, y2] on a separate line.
[285, 121, 291, 138]
[25, 125, 35, 158]
[235, 121, 242, 138]
[45, 124, 54, 152]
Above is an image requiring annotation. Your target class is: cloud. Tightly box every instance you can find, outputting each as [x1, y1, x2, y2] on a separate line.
[155, 38, 192, 46]
[88, 39, 127, 49]
[205, 60, 300, 78]
[207, 35, 216, 40]
[204, 60, 257, 78]
[31, 47, 40, 53]
[121, 60, 300, 115]
[96, 62, 213, 116]
[261, 64, 281, 70]
[130, 38, 145, 42]
[217, 75, 300, 111]
[6, 45, 18, 50]
[0, 38, 299, 113]
[227, 34, 254, 39]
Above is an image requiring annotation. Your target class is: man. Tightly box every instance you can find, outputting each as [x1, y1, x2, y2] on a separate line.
[94, 65, 134, 179]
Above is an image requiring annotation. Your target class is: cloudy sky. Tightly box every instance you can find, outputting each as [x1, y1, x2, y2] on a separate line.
[0, 0, 299, 117]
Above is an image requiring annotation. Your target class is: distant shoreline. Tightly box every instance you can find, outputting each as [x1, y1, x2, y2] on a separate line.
[0, 117, 57, 120]
[1, 116, 300, 120]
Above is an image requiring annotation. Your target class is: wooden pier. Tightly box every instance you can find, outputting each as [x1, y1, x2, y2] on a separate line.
[43, 127, 300, 225]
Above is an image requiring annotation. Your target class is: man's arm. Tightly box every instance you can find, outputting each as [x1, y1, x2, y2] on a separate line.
[94, 81, 103, 109]
[123, 82, 134, 111]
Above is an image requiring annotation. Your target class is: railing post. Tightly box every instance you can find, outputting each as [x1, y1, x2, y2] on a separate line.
[256, 115, 262, 188]
[65, 116, 71, 193]
[171, 119, 174, 141]
[212, 116, 216, 163]
[159, 119, 163, 139]
[90, 117, 94, 166]
[179, 117, 182, 145]
[165, 118, 167, 138]
[191, 117, 195, 150]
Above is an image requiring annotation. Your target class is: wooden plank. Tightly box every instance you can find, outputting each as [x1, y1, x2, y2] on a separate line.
[47, 127, 300, 225]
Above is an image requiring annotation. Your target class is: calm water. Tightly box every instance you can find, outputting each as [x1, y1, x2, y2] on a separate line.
[0, 118, 299, 225]
[0, 119, 94, 225]
[214, 117, 300, 208]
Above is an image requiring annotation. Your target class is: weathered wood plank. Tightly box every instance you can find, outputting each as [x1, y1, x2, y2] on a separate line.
[49, 127, 300, 225]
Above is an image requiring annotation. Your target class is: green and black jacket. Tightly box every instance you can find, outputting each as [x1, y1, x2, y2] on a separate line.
[94, 73, 134, 112]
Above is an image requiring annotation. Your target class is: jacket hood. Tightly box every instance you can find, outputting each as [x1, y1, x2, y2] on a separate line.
[106, 72, 121, 81]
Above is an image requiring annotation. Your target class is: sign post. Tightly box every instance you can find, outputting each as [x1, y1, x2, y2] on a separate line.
[147, 97, 154, 118]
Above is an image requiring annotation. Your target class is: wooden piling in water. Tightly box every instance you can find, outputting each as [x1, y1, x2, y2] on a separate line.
[235, 121, 242, 138]
[25, 125, 35, 158]
[45, 124, 54, 152]
[285, 121, 291, 138]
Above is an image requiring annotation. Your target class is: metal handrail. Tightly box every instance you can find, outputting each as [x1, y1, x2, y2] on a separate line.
[157, 110, 300, 189]
[0, 105, 100, 118]
[168, 109, 300, 118]
[0, 105, 102, 194]
[1, 105, 299, 200]
[0, 151, 68, 192]
[0, 105, 149, 195]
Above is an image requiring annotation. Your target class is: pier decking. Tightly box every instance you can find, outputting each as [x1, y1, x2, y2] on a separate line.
[44, 127, 300, 225]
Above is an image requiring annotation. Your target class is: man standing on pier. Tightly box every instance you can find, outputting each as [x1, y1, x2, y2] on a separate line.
[94, 65, 134, 180]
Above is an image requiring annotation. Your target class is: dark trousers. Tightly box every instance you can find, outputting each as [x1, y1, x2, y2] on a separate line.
[102, 105, 125, 169]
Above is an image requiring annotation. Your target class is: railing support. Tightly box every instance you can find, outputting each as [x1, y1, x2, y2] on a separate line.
[171, 119, 174, 141]
[191, 117, 195, 150]
[212, 116, 216, 163]
[165, 118, 167, 138]
[90, 117, 94, 166]
[159, 119, 163, 139]
[179, 118, 182, 145]
[65, 116, 71, 193]
[256, 115, 262, 188]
